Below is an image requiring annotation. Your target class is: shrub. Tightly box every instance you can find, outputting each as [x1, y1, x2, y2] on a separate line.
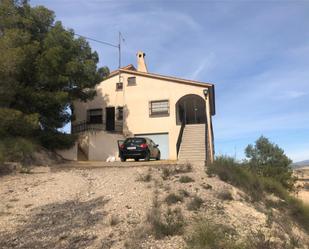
[179, 175, 195, 183]
[110, 214, 120, 226]
[207, 156, 263, 201]
[161, 164, 193, 180]
[147, 207, 185, 239]
[186, 219, 243, 249]
[0, 137, 37, 166]
[165, 193, 183, 205]
[37, 131, 77, 150]
[187, 196, 204, 211]
[161, 167, 172, 180]
[285, 196, 309, 231]
[178, 189, 190, 197]
[136, 172, 152, 182]
[208, 156, 309, 232]
[217, 189, 233, 201]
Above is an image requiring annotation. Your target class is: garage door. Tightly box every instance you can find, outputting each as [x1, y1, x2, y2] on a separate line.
[135, 133, 169, 160]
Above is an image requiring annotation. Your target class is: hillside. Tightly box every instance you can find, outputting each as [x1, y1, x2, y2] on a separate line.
[292, 160, 309, 169]
[0, 162, 308, 249]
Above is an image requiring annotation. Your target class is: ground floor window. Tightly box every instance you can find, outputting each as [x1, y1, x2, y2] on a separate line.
[87, 108, 103, 124]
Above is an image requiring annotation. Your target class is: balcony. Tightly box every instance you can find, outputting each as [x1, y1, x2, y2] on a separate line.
[71, 120, 123, 134]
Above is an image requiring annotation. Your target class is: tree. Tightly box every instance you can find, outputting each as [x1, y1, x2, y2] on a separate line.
[245, 136, 295, 190]
[0, 0, 108, 151]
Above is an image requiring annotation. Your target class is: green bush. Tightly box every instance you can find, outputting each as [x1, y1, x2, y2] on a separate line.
[208, 156, 309, 232]
[0, 137, 36, 165]
[245, 136, 295, 190]
[37, 131, 76, 150]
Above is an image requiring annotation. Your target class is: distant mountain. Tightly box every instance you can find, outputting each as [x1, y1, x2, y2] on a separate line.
[292, 160, 309, 169]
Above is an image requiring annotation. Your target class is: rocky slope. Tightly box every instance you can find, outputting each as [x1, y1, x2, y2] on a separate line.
[0, 162, 308, 249]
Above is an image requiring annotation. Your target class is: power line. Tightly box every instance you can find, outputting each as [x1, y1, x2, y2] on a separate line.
[73, 32, 118, 48]
[6, 12, 121, 54]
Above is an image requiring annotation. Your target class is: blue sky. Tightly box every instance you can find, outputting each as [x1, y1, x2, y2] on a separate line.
[31, 0, 309, 162]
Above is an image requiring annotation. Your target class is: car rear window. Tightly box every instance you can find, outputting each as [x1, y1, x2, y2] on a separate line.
[124, 138, 146, 145]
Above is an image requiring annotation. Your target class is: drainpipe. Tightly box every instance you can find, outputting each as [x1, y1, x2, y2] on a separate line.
[203, 89, 214, 164]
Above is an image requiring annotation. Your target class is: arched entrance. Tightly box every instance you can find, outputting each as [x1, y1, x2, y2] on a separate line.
[176, 94, 206, 125]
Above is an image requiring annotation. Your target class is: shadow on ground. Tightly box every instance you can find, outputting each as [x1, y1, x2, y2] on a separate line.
[0, 197, 109, 249]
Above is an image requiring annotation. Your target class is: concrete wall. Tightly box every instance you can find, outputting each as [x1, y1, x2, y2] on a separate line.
[88, 131, 124, 161]
[74, 72, 212, 160]
[56, 143, 78, 161]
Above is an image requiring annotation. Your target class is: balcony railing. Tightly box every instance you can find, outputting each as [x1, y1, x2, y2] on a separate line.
[72, 120, 123, 134]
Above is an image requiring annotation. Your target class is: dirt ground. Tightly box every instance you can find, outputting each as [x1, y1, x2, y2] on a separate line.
[0, 162, 308, 249]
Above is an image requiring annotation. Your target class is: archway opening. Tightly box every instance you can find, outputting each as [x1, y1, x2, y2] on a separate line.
[176, 94, 206, 125]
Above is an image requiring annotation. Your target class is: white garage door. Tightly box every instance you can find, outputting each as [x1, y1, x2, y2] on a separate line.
[135, 133, 169, 160]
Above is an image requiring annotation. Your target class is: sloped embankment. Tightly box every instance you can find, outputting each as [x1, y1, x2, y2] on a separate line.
[0, 162, 308, 249]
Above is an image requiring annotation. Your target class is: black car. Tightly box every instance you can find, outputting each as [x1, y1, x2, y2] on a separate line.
[118, 137, 161, 162]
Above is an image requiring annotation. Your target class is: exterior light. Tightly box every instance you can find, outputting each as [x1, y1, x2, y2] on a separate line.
[203, 89, 208, 96]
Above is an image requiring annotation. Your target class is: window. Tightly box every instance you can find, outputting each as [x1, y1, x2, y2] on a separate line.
[87, 109, 102, 124]
[116, 82, 123, 91]
[127, 77, 136, 86]
[149, 100, 169, 117]
[117, 107, 123, 120]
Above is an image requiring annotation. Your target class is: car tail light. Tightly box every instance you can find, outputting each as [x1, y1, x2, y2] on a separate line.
[120, 144, 125, 150]
[140, 143, 148, 149]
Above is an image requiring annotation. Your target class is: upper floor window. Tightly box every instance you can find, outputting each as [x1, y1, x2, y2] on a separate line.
[116, 82, 123, 91]
[127, 77, 136, 86]
[149, 100, 169, 117]
[87, 108, 102, 124]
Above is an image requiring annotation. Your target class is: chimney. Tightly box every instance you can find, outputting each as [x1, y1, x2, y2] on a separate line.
[136, 51, 148, 73]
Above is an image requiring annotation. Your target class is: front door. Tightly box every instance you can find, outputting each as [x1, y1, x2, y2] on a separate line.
[106, 107, 115, 131]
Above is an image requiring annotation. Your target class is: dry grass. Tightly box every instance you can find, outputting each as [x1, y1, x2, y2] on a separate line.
[217, 189, 233, 201]
[165, 193, 184, 205]
[109, 214, 120, 226]
[187, 196, 204, 211]
[161, 163, 193, 180]
[179, 175, 195, 183]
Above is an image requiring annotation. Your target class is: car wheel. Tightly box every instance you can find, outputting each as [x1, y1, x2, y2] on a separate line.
[134, 158, 139, 162]
[156, 152, 161, 161]
[144, 152, 150, 161]
[121, 157, 126, 162]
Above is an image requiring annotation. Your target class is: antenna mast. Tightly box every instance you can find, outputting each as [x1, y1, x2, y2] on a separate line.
[118, 31, 122, 69]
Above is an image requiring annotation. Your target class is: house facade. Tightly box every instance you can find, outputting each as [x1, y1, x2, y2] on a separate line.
[72, 51, 215, 163]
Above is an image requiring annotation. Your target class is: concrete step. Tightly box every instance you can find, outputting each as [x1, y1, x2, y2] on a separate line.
[178, 124, 206, 161]
[183, 131, 205, 135]
[178, 157, 205, 161]
[179, 153, 205, 157]
[179, 145, 205, 148]
[182, 139, 205, 142]
[180, 150, 205, 154]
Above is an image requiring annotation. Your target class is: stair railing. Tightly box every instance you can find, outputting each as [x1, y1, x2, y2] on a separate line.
[176, 120, 185, 156]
